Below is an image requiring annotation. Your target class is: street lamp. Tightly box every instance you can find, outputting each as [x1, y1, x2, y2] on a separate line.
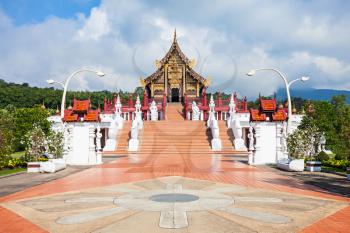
[47, 69, 105, 119]
[246, 68, 309, 134]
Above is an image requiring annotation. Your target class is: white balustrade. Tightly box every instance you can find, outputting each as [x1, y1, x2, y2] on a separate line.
[207, 95, 222, 151]
[128, 95, 143, 151]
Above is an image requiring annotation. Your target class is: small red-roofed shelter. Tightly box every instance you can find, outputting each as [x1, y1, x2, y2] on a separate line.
[250, 109, 267, 121]
[260, 98, 276, 112]
[272, 109, 287, 121]
[63, 98, 100, 122]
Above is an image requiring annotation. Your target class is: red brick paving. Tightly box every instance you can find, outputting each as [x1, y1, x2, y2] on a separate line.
[299, 206, 350, 233]
[0, 206, 47, 233]
[1, 108, 349, 232]
[1, 153, 349, 233]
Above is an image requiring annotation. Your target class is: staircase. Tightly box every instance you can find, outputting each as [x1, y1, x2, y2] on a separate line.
[104, 103, 246, 156]
[110, 121, 132, 154]
[218, 121, 236, 151]
[165, 103, 185, 121]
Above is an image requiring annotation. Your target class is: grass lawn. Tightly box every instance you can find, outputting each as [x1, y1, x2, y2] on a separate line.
[321, 166, 347, 175]
[0, 167, 26, 177]
[10, 151, 25, 158]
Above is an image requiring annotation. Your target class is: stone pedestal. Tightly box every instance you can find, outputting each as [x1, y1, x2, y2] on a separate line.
[248, 151, 253, 165]
[65, 123, 101, 165]
[128, 139, 139, 151]
[104, 139, 117, 151]
[211, 138, 222, 151]
[234, 138, 246, 151]
[252, 122, 278, 165]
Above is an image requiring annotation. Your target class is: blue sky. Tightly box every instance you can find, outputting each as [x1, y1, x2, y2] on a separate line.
[0, 0, 349, 97]
[0, 0, 100, 25]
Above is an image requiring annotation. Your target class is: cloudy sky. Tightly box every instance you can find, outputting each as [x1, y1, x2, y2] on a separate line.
[0, 0, 349, 98]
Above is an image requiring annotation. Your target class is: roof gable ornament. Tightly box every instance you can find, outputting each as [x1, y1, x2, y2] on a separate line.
[229, 93, 236, 114]
[143, 30, 208, 86]
[115, 94, 122, 116]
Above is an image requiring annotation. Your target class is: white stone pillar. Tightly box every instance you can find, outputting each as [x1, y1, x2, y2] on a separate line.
[252, 122, 278, 164]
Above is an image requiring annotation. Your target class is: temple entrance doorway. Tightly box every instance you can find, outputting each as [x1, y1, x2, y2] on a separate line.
[171, 88, 180, 102]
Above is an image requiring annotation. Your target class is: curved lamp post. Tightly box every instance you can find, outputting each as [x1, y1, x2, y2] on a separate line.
[246, 68, 309, 134]
[47, 69, 105, 119]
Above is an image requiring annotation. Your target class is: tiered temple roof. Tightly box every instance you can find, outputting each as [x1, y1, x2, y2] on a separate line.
[63, 98, 100, 122]
[250, 96, 287, 122]
[143, 30, 208, 86]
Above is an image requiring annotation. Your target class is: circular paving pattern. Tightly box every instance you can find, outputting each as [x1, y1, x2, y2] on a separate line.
[113, 189, 234, 212]
[149, 193, 199, 203]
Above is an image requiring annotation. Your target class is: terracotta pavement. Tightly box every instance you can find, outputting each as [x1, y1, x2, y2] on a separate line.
[1, 104, 349, 233]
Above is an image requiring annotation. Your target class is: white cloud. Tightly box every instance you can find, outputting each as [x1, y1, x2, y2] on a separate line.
[0, 0, 349, 98]
[76, 7, 110, 41]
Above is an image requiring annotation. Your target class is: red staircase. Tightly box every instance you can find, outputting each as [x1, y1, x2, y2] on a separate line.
[104, 103, 247, 156]
[218, 121, 236, 151]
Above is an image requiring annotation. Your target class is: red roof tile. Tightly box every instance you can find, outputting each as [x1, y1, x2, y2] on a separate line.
[272, 109, 287, 121]
[250, 109, 267, 121]
[73, 99, 90, 112]
[260, 99, 276, 111]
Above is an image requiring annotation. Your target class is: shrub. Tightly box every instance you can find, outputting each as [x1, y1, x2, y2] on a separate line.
[287, 118, 322, 159]
[12, 107, 51, 151]
[316, 151, 329, 161]
[7, 157, 26, 168]
[322, 159, 349, 170]
[47, 131, 64, 159]
[24, 126, 47, 162]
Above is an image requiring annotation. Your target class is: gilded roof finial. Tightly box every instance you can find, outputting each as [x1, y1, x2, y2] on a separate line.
[173, 28, 177, 42]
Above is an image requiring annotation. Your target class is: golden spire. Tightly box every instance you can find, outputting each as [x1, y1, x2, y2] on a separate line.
[173, 28, 177, 42]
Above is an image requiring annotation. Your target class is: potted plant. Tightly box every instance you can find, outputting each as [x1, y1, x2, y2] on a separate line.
[277, 128, 305, 172]
[306, 160, 322, 172]
[286, 116, 324, 172]
[305, 140, 322, 172]
[25, 126, 47, 173]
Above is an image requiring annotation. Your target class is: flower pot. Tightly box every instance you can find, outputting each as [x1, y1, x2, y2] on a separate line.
[277, 159, 304, 172]
[27, 162, 41, 173]
[306, 161, 321, 172]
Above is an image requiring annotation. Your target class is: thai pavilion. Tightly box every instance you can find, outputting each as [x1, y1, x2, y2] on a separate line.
[141, 30, 209, 103]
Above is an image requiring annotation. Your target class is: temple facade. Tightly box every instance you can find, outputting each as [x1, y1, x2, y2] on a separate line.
[47, 31, 305, 167]
[142, 31, 209, 102]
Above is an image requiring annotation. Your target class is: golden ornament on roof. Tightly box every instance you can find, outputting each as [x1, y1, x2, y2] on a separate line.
[139, 77, 146, 87]
[189, 59, 196, 68]
[155, 59, 161, 68]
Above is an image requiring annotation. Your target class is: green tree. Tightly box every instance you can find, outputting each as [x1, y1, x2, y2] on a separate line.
[134, 86, 144, 97]
[304, 95, 350, 160]
[287, 115, 322, 159]
[12, 107, 51, 151]
[0, 109, 14, 168]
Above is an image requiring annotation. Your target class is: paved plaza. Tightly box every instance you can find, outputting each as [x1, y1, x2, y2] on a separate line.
[1, 153, 349, 233]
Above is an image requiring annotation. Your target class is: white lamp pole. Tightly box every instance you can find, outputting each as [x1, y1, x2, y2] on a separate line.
[47, 69, 105, 119]
[246, 68, 309, 134]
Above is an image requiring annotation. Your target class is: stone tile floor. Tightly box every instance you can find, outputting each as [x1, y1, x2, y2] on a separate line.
[0, 153, 349, 233]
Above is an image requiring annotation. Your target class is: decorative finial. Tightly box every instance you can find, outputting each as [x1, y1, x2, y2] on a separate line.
[173, 28, 177, 42]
